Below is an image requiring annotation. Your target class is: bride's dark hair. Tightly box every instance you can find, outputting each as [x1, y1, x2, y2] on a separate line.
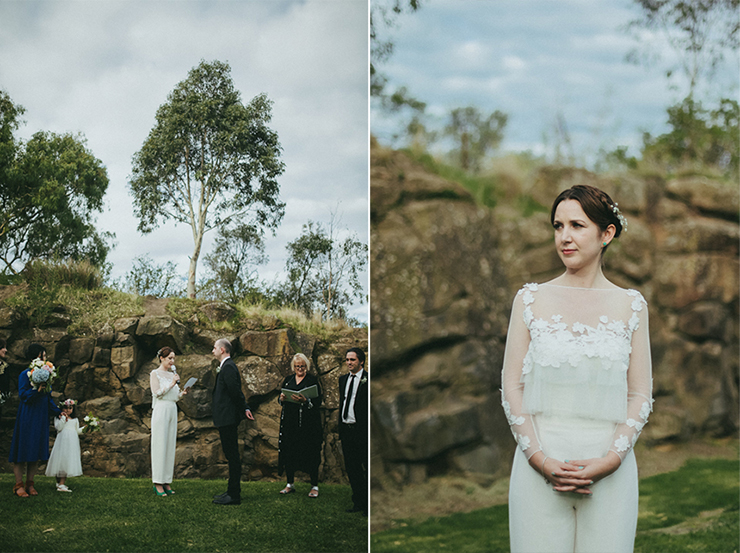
[550, 185, 624, 253]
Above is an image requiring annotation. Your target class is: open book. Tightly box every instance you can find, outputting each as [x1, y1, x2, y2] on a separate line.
[281, 384, 319, 404]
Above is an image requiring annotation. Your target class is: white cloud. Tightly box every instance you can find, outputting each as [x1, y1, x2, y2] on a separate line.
[502, 55, 526, 71]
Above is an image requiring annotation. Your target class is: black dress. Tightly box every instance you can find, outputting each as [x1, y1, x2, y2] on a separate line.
[277, 374, 323, 482]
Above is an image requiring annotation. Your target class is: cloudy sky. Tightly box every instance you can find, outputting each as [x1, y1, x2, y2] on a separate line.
[372, 0, 739, 163]
[0, 0, 369, 320]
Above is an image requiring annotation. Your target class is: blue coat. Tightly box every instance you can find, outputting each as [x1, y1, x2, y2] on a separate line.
[8, 369, 61, 463]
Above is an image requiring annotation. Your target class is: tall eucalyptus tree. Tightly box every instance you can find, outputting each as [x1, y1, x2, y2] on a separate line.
[129, 60, 285, 298]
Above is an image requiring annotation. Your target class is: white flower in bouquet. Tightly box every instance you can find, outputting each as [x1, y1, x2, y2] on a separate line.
[83, 413, 101, 433]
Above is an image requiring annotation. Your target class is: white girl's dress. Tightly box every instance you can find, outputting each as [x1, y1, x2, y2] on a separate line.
[45, 417, 84, 478]
[150, 370, 181, 484]
[501, 283, 653, 553]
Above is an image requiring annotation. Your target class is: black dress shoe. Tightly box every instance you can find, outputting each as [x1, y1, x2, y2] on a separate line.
[213, 492, 228, 499]
[213, 494, 241, 505]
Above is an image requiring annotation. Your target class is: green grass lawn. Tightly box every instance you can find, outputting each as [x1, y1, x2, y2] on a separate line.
[0, 475, 367, 553]
[371, 458, 739, 553]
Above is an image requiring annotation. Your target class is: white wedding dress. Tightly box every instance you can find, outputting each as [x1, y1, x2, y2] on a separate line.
[501, 283, 653, 553]
[150, 370, 181, 484]
[45, 416, 84, 478]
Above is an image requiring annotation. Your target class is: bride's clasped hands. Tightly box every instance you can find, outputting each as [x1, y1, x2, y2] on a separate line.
[529, 451, 622, 495]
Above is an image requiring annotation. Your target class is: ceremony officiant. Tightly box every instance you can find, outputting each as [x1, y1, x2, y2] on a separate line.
[277, 353, 323, 498]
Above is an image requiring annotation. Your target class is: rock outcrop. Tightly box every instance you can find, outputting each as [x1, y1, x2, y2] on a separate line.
[371, 143, 739, 488]
[371, 145, 514, 486]
[0, 306, 366, 483]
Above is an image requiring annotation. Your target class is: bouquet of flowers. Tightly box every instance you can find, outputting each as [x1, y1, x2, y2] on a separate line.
[28, 358, 57, 392]
[82, 413, 101, 433]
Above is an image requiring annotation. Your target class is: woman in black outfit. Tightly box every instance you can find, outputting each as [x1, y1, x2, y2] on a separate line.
[277, 353, 323, 497]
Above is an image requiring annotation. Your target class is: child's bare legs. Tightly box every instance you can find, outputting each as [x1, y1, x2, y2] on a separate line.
[57, 477, 66, 486]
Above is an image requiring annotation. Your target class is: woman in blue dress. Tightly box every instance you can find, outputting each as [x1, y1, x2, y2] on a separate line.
[9, 343, 61, 497]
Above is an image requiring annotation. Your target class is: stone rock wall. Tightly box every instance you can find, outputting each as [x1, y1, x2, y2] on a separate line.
[0, 305, 367, 483]
[371, 145, 514, 486]
[371, 143, 739, 488]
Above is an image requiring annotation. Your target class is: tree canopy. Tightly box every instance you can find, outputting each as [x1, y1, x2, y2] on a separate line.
[0, 91, 111, 274]
[281, 218, 367, 321]
[128, 60, 285, 298]
[371, 0, 426, 114]
[120, 254, 183, 297]
[200, 223, 267, 304]
[445, 106, 508, 173]
[626, 0, 739, 97]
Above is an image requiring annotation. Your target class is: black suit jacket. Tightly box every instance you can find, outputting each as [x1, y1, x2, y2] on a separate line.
[212, 357, 251, 428]
[338, 369, 368, 441]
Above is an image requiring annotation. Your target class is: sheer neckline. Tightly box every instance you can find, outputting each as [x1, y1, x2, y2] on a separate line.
[540, 283, 625, 292]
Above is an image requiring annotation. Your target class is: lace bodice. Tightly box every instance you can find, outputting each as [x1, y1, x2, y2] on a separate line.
[150, 370, 181, 405]
[501, 283, 653, 462]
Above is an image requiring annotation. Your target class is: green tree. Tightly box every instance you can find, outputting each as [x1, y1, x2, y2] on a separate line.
[128, 60, 285, 298]
[371, 0, 423, 101]
[0, 92, 112, 273]
[316, 218, 368, 320]
[0, 90, 24, 183]
[122, 254, 183, 297]
[641, 96, 739, 176]
[281, 218, 367, 320]
[200, 223, 267, 304]
[626, 0, 739, 97]
[281, 221, 332, 314]
[444, 106, 508, 173]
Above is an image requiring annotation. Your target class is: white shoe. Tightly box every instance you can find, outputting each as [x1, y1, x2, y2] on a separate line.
[56, 484, 72, 492]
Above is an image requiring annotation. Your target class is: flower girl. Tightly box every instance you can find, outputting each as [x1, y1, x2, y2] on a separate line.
[45, 399, 86, 492]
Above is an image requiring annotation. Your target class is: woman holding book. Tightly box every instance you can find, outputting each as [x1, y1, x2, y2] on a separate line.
[277, 353, 323, 497]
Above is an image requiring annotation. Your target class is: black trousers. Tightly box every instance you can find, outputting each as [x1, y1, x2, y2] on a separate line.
[340, 422, 367, 511]
[218, 424, 241, 500]
[286, 466, 319, 487]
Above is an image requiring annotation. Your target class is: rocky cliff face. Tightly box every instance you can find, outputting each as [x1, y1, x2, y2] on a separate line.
[371, 143, 739, 487]
[0, 300, 367, 483]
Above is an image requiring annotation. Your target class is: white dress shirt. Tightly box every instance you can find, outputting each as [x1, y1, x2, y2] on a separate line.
[342, 369, 364, 424]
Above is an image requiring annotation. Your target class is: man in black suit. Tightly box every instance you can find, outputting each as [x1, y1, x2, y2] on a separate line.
[211, 338, 254, 505]
[338, 347, 368, 516]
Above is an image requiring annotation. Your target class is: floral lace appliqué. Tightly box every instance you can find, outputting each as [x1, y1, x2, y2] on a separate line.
[502, 399, 525, 426]
[613, 435, 630, 452]
[639, 400, 653, 421]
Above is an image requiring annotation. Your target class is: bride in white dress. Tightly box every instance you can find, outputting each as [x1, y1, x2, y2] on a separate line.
[150, 346, 187, 496]
[501, 185, 653, 553]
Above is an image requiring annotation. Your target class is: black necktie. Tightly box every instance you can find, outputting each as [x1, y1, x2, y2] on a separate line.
[343, 375, 355, 421]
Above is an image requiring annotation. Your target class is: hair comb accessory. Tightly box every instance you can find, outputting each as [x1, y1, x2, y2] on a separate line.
[611, 202, 627, 232]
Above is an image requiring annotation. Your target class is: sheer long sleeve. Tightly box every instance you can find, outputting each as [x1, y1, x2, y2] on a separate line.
[150, 371, 175, 399]
[608, 293, 653, 461]
[501, 289, 542, 459]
